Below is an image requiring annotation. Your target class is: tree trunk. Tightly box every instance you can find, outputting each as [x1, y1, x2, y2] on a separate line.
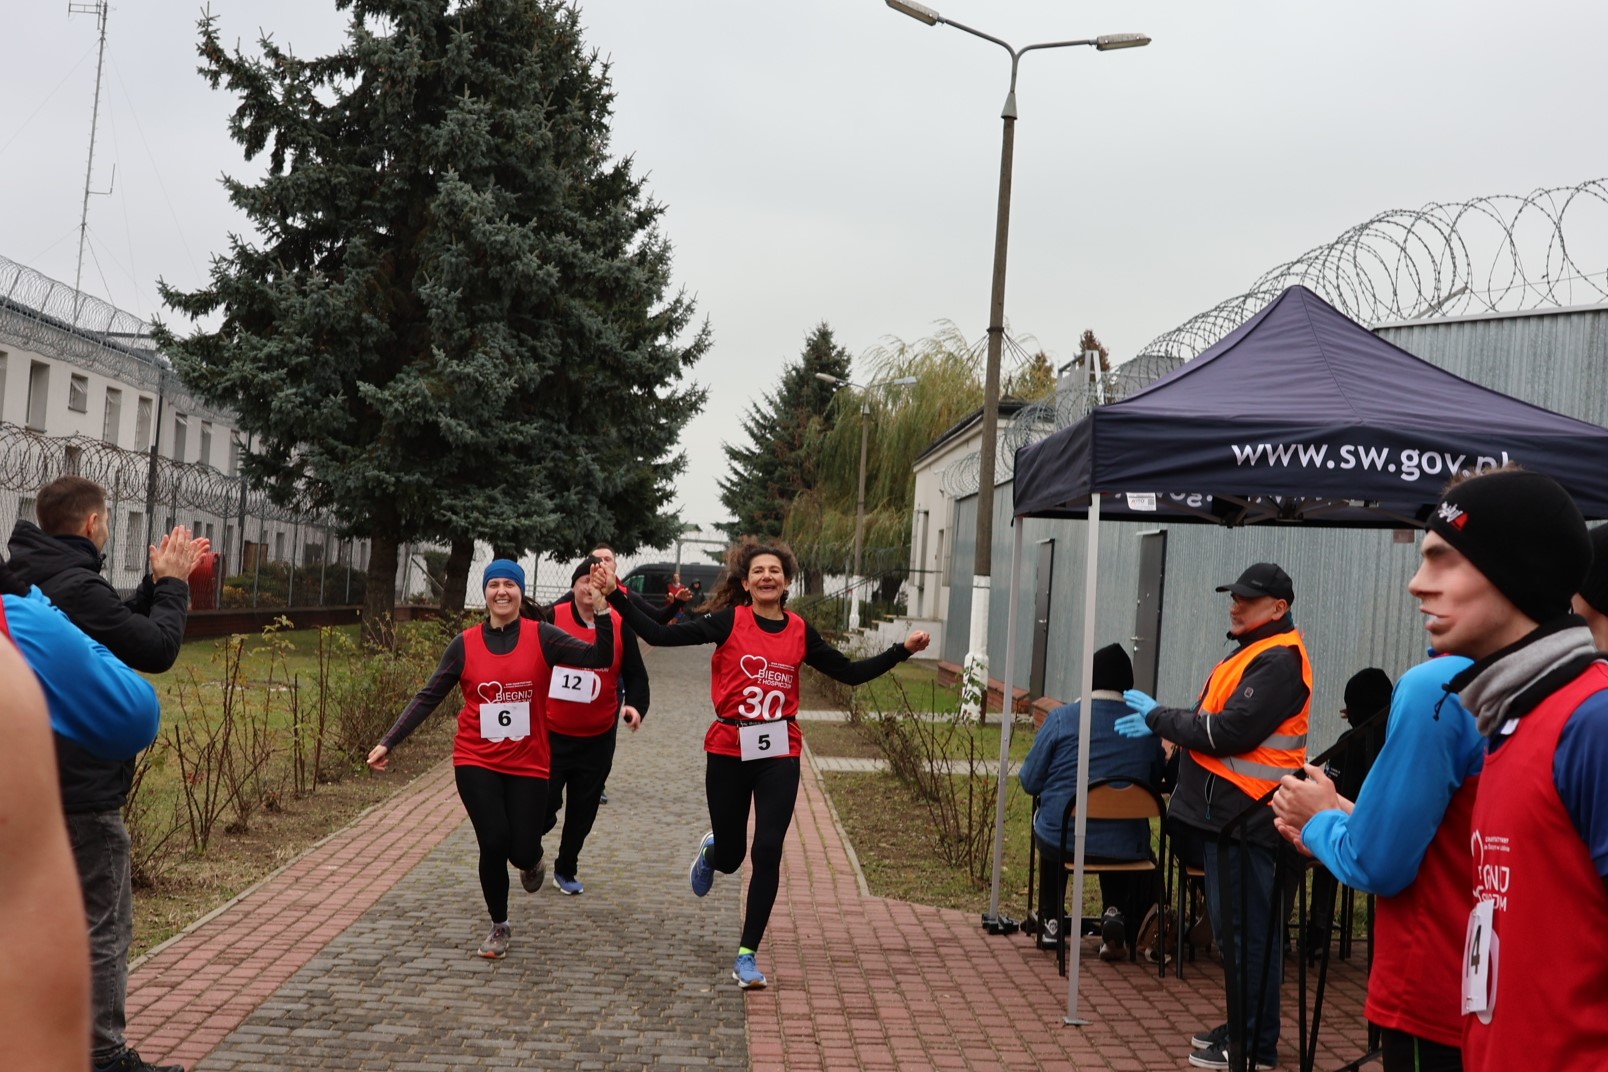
[363, 532, 400, 649]
[441, 536, 474, 613]
[804, 565, 824, 597]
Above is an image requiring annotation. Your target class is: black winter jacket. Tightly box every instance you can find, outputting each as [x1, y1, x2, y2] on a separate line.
[7, 520, 191, 812]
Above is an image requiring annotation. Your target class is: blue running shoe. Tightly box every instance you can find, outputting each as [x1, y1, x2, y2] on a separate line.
[690, 831, 716, 897]
[552, 873, 585, 896]
[732, 952, 768, 990]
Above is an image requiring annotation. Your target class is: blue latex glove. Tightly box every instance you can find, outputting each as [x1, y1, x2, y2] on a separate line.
[1123, 688, 1158, 718]
[1113, 712, 1153, 739]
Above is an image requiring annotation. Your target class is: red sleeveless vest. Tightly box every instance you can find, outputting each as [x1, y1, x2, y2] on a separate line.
[546, 601, 623, 737]
[1463, 663, 1608, 1070]
[452, 621, 551, 777]
[706, 606, 804, 759]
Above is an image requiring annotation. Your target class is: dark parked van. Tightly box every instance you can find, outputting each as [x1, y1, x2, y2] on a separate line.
[620, 560, 726, 609]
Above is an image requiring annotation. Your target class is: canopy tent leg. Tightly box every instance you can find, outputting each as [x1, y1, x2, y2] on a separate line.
[1065, 494, 1102, 1025]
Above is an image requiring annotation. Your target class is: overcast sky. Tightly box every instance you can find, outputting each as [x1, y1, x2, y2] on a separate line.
[6, 0, 1607, 529]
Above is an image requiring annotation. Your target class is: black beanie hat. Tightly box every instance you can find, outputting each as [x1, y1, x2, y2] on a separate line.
[1091, 643, 1134, 693]
[1341, 667, 1392, 724]
[1427, 470, 1590, 624]
[570, 554, 601, 585]
[1579, 524, 1608, 615]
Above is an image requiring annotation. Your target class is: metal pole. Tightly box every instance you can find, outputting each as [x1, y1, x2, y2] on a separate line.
[985, 520, 1025, 925]
[850, 395, 871, 630]
[1065, 493, 1103, 1024]
[961, 81, 1017, 720]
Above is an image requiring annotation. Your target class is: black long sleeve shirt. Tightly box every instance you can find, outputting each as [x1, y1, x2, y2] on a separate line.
[606, 589, 912, 686]
[380, 613, 615, 748]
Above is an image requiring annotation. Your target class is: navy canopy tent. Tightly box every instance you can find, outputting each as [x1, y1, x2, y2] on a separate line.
[1014, 284, 1608, 525]
[1003, 285, 1608, 1025]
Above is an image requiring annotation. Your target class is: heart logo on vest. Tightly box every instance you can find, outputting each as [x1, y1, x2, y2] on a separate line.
[740, 655, 769, 680]
[478, 681, 506, 704]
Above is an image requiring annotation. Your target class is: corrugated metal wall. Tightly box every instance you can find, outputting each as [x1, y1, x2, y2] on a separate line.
[948, 305, 1608, 753]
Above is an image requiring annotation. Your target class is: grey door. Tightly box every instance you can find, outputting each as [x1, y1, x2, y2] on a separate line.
[1028, 538, 1054, 697]
[1132, 530, 1167, 695]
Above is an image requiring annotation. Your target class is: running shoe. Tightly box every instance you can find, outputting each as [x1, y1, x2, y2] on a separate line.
[519, 858, 546, 893]
[93, 1048, 184, 1072]
[1098, 906, 1128, 961]
[1188, 1043, 1274, 1070]
[690, 831, 716, 897]
[477, 922, 511, 959]
[553, 873, 585, 896]
[732, 952, 768, 990]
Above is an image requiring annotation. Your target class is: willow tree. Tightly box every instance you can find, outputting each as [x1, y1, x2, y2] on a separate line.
[783, 322, 989, 601]
[156, 0, 705, 638]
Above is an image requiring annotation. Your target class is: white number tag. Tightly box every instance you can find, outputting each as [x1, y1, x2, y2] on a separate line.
[1462, 898, 1497, 1019]
[549, 668, 602, 703]
[479, 700, 531, 741]
[739, 720, 789, 761]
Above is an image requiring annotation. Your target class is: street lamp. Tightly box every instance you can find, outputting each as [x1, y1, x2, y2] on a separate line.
[884, 0, 1149, 710]
[886, 0, 1148, 1022]
[816, 372, 918, 629]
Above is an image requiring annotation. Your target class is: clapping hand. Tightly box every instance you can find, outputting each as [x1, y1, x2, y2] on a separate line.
[150, 525, 211, 582]
[904, 630, 931, 654]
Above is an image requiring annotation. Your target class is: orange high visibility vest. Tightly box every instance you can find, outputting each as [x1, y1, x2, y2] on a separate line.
[1192, 631, 1311, 800]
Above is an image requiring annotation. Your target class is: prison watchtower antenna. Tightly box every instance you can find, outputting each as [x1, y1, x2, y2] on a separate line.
[68, 0, 115, 323]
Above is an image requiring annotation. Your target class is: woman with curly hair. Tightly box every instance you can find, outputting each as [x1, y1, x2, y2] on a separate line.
[603, 540, 928, 990]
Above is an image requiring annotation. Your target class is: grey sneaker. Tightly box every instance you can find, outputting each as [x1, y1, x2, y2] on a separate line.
[1191, 1024, 1229, 1051]
[477, 921, 511, 959]
[519, 858, 546, 893]
[1098, 906, 1127, 961]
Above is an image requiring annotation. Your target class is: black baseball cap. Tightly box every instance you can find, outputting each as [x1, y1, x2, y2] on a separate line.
[1215, 562, 1294, 604]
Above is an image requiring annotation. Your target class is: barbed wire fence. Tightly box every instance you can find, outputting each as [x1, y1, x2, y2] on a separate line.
[0, 422, 367, 608]
[939, 176, 1608, 497]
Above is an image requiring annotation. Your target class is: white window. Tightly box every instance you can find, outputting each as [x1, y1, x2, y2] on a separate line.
[102, 388, 122, 445]
[63, 445, 82, 475]
[125, 512, 145, 570]
[172, 412, 188, 462]
[228, 434, 243, 476]
[274, 531, 286, 562]
[199, 421, 213, 468]
[68, 374, 89, 413]
[135, 396, 153, 450]
[26, 362, 49, 431]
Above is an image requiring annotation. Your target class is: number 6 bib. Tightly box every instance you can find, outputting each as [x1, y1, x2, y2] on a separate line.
[479, 699, 531, 741]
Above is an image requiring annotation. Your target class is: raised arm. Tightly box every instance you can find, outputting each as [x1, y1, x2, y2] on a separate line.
[605, 586, 731, 647]
[802, 622, 930, 686]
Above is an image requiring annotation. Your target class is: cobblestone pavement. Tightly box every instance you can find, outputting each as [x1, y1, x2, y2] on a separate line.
[126, 645, 1371, 1070]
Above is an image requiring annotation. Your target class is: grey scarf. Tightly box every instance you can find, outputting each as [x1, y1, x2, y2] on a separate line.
[1455, 624, 1598, 736]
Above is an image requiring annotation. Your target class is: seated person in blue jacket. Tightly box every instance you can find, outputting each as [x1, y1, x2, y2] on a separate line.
[1018, 643, 1167, 958]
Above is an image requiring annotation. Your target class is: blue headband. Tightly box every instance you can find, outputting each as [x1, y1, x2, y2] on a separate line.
[483, 559, 526, 592]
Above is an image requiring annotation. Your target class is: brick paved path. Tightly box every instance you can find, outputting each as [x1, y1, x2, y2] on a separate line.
[126, 645, 1371, 1071]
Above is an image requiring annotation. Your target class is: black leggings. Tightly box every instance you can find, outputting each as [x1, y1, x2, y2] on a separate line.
[542, 727, 617, 876]
[1378, 1027, 1462, 1072]
[705, 752, 800, 952]
[455, 765, 546, 923]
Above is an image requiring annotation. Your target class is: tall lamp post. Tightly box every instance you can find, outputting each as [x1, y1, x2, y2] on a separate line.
[885, 0, 1149, 1022]
[816, 372, 918, 629]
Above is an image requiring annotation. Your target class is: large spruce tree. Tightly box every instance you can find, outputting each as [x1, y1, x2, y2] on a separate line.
[156, 0, 705, 637]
